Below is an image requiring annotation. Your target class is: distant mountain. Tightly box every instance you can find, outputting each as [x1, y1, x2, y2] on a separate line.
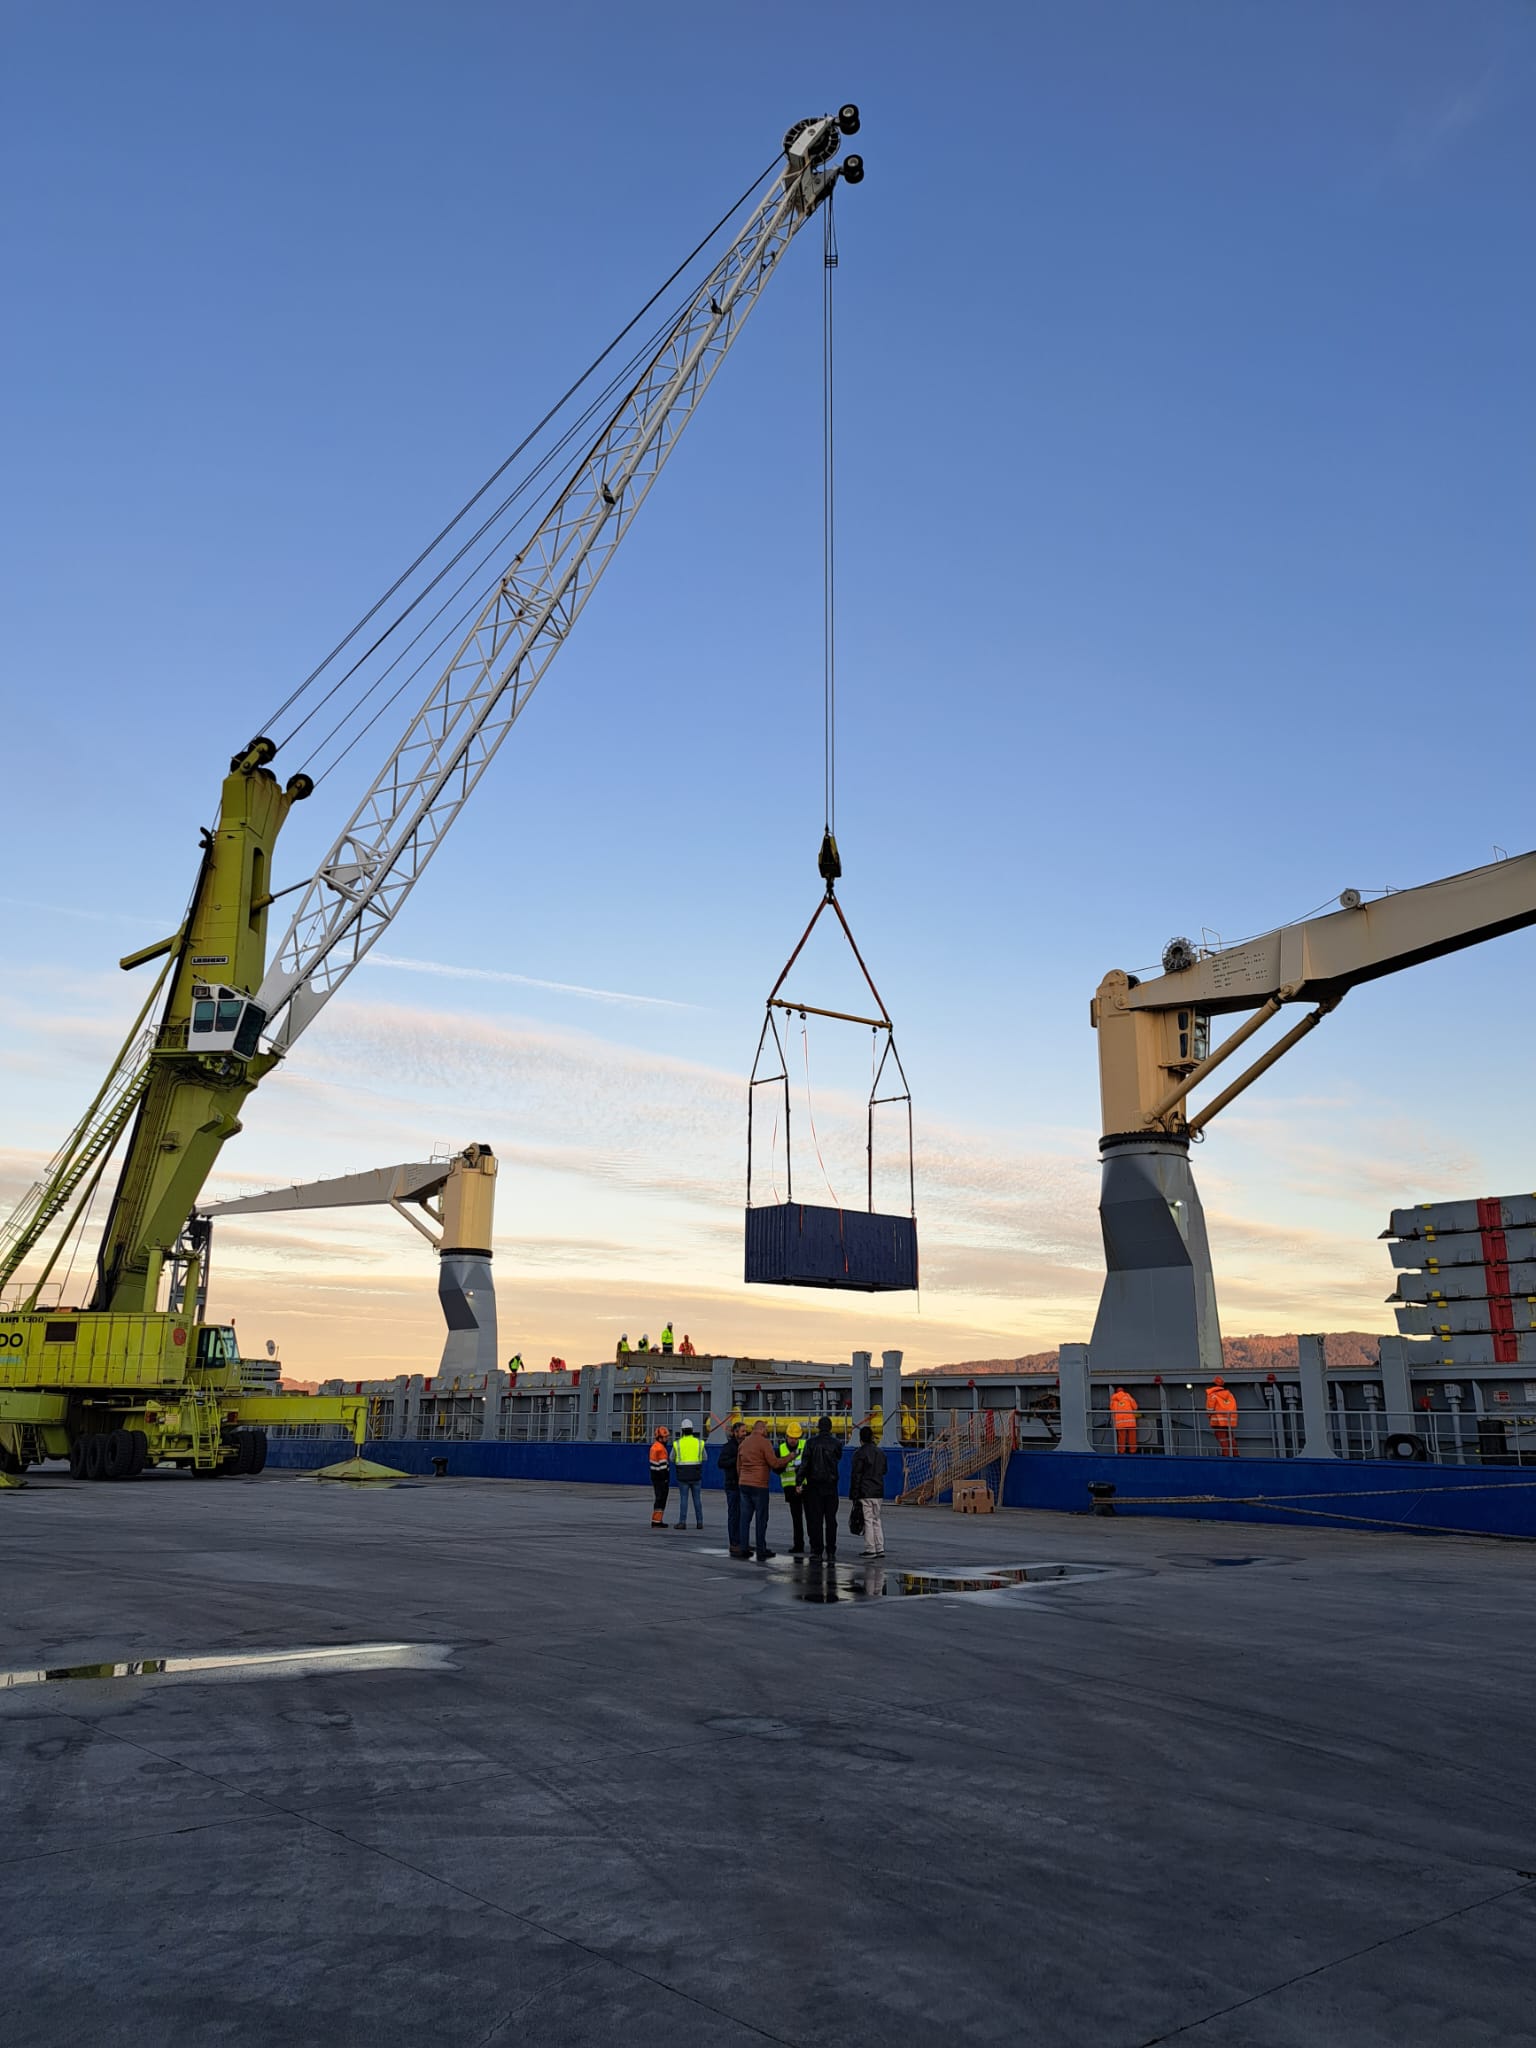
[929, 1333, 1385, 1376]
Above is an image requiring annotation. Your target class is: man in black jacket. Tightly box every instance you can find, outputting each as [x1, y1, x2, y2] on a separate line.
[849, 1424, 887, 1557]
[718, 1422, 748, 1558]
[799, 1414, 844, 1561]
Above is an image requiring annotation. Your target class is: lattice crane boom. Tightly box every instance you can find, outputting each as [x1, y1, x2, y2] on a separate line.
[258, 111, 859, 1054]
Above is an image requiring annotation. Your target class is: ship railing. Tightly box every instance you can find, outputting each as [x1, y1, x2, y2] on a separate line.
[1327, 1408, 1536, 1469]
[1086, 1404, 1536, 1467]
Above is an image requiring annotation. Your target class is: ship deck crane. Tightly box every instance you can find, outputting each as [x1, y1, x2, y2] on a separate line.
[0, 108, 864, 1483]
[1089, 850, 1536, 1375]
[201, 1144, 500, 1382]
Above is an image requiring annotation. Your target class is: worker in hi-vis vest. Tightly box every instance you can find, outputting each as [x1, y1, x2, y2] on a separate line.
[660, 1323, 675, 1354]
[1205, 1377, 1238, 1457]
[648, 1426, 671, 1527]
[671, 1418, 706, 1529]
[1110, 1387, 1138, 1455]
[776, 1419, 807, 1553]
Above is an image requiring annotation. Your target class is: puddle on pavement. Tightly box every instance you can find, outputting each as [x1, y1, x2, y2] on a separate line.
[1166, 1555, 1289, 1571]
[759, 1560, 1111, 1604]
[0, 1642, 455, 1693]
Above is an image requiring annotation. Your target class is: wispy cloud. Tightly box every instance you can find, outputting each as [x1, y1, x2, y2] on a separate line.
[1369, 62, 1513, 184]
[0, 894, 179, 931]
[364, 952, 693, 1011]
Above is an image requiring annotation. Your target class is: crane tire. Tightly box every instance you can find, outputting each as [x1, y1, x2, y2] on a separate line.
[82, 1434, 106, 1482]
[68, 1437, 87, 1480]
[127, 1430, 149, 1477]
[1385, 1431, 1429, 1463]
[102, 1430, 134, 1481]
[247, 1429, 268, 1475]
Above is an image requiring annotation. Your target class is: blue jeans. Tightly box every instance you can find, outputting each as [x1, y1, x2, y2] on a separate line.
[739, 1485, 770, 1556]
[725, 1486, 743, 1550]
[674, 1478, 702, 1526]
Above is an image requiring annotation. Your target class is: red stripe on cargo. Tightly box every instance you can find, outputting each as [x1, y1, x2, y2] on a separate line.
[1477, 1196, 1509, 1273]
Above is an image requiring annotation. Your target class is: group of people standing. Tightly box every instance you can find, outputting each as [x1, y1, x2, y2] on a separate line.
[619, 1325, 696, 1359]
[648, 1415, 888, 1561]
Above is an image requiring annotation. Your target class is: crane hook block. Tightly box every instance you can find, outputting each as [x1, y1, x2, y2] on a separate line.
[818, 830, 842, 890]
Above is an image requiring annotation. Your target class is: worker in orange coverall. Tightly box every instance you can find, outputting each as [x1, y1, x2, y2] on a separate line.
[1110, 1386, 1139, 1454]
[648, 1426, 672, 1525]
[1205, 1377, 1239, 1457]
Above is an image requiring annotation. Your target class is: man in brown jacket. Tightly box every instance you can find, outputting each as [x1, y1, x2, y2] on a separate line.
[735, 1420, 789, 1562]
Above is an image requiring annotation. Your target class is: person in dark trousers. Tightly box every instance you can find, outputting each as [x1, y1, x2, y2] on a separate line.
[671, 1418, 705, 1528]
[718, 1421, 748, 1556]
[799, 1414, 844, 1560]
[647, 1425, 671, 1528]
[849, 1424, 887, 1557]
[735, 1420, 788, 1561]
[776, 1419, 806, 1553]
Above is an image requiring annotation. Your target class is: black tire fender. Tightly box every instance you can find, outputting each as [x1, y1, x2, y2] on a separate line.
[1385, 1431, 1429, 1463]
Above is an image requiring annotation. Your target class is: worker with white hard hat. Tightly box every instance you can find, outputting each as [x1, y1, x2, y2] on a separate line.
[671, 1417, 706, 1529]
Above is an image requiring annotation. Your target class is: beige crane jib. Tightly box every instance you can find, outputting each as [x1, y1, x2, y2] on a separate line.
[1089, 851, 1536, 1376]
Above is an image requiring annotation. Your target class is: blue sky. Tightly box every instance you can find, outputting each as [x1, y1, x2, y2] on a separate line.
[2, 2, 1533, 1374]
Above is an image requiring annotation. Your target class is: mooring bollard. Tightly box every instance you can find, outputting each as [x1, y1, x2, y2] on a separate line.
[431, 1457, 449, 1478]
[1087, 1480, 1117, 1516]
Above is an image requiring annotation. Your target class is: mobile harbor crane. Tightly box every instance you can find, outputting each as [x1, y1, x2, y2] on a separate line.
[1089, 852, 1536, 1375]
[0, 109, 863, 1483]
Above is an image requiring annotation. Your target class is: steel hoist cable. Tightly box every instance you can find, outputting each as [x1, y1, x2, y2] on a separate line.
[822, 191, 838, 845]
[257, 157, 783, 752]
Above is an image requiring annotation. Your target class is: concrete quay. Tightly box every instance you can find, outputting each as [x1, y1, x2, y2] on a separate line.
[2, 1473, 1533, 2046]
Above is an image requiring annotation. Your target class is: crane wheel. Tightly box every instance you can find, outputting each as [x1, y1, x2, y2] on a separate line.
[102, 1431, 135, 1481]
[82, 1435, 107, 1482]
[127, 1430, 149, 1477]
[68, 1438, 87, 1480]
[247, 1429, 268, 1475]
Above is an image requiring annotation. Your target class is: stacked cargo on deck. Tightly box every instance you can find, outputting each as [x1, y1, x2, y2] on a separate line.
[1385, 1192, 1536, 1366]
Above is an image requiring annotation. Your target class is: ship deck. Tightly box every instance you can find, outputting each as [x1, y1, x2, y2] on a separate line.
[3, 1473, 1531, 2046]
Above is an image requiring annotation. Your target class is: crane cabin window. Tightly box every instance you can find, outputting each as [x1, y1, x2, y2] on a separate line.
[196, 1326, 239, 1369]
[189, 987, 265, 1057]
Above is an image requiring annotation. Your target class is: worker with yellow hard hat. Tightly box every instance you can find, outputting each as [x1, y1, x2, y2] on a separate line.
[648, 1426, 671, 1528]
[776, 1418, 808, 1555]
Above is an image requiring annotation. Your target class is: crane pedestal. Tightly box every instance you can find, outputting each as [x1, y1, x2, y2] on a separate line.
[438, 1247, 499, 1380]
[1089, 1133, 1223, 1377]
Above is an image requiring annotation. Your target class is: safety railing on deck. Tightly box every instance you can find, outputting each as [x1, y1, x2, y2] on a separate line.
[1089, 1403, 1536, 1467]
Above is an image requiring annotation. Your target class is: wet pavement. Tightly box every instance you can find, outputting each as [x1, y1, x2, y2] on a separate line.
[2, 1471, 1533, 2046]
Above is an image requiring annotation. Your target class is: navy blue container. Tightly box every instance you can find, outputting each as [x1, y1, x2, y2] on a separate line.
[744, 1203, 919, 1292]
